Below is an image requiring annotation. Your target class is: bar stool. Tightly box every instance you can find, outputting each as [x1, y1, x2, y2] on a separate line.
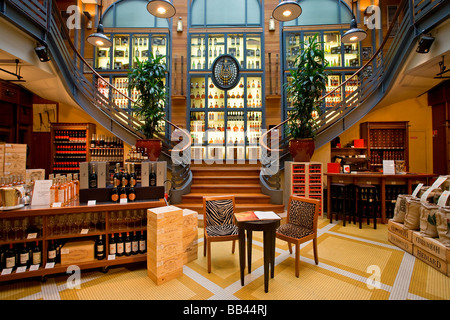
[329, 183, 349, 226]
[356, 184, 378, 229]
[344, 184, 356, 224]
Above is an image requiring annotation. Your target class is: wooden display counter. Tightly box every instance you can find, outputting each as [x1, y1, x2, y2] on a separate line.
[325, 172, 437, 224]
[0, 199, 166, 282]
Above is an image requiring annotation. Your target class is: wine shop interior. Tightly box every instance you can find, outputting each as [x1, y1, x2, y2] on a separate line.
[0, 0, 449, 302]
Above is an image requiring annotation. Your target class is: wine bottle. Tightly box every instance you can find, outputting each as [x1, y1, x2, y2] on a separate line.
[130, 163, 137, 186]
[139, 231, 146, 254]
[19, 243, 29, 267]
[113, 163, 122, 186]
[32, 241, 41, 266]
[116, 233, 124, 257]
[124, 232, 132, 256]
[131, 232, 138, 255]
[48, 240, 56, 263]
[96, 235, 105, 260]
[109, 234, 116, 256]
[5, 243, 15, 269]
[128, 178, 136, 202]
[89, 164, 98, 189]
[149, 163, 156, 186]
[119, 177, 128, 200]
[123, 164, 130, 187]
[111, 184, 119, 203]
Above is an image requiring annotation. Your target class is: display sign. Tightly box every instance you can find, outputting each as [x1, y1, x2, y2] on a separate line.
[211, 54, 240, 90]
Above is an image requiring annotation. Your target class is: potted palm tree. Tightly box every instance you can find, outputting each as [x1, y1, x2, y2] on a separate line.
[128, 52, 168, 161]
[286, 33, 328, 162]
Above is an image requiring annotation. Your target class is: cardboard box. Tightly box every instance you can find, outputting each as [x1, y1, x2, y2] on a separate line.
[60, 240, 95, 265]
[388, 219, 413, 242]
[353, 139, 364, 148]
[327, 162, 340, 173]
[182, 209, 198, 264]
[141, 161, 167, 187]
[147, 206, 183, 285]
[80, 162, 90, 189]
[26, 169, 46, 183]
[388, 231, 413, 254]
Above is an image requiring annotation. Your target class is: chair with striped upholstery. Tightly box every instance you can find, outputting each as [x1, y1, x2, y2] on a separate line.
[203, 195, 239, 273]
[276, 195, 320, 277]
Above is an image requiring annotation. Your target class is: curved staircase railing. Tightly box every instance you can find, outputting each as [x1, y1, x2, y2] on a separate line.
[260, 0, 447, 199]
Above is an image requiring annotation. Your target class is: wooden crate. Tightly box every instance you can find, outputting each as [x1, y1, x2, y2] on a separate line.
[412, 231, 449, 276]
[388, 231, 414, 254]
[182, 209, 198, 264]
[413, 246, 448, 276]
[3, 143, 27, 177]
[60, 240, 95, 265]
[147, 205, 183, 285]
[388, 219, 413, 241]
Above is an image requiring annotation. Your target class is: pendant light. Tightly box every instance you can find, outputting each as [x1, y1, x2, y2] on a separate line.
[86, 0, 112, 48]
[342, 1, 367, 43]
[272, 0, 302, 22]
[147, 0, 176, 19]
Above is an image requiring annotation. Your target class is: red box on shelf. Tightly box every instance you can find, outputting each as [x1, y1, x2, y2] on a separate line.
[327, 163, 340, 173]
[354, 139, 365, 148]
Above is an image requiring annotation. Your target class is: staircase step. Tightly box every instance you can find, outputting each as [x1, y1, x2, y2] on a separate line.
[192, 176, 260, 185]
[181, 193, 272, 204]
[190, 184, 262, 193]
[191, 167, 261, 177]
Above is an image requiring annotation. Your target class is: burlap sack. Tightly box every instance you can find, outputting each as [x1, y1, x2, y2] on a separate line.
[419, 202, 439, 238]
[436, 206, 450, 247]
[392, 194, 411, 223]
[403, 197, 421, 230]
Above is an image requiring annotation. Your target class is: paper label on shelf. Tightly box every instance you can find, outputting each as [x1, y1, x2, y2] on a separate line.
[108, 255, 116, 260]
[1, 268, 12, 275]
[437, 190, 450, 207]
[87, 200, 96, 206]
[53, 202, 62, 208]
[412, 183, 424, 197]
[383, 160, 395, 174]
[120, 198, 128, 204]
[27, 233, 37, 239]
[45, 262, 55, 269]
[16, 266, 27, 273]
[29, 265, 40, 271]
[80, 229, 89, 234]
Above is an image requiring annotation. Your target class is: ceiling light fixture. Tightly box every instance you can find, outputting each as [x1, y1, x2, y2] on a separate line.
[86, 0, 112, 48]
[147, 0, 176, 19]
[342, 1, 367, 43]
[272, 0, 302, 22]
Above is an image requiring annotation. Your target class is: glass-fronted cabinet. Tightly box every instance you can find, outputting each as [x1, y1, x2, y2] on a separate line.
[246, 34, 262, 70]
[95, 33, 168, 71]
[325, 74, 342, 109]
[227, 34, 244, 68]
[324, 31, 341, 67]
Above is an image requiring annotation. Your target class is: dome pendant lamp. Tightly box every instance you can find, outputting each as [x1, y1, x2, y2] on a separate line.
[147, 0, 176, 19]
[86, 0, 112, 48]
[272, 0, 302, 22]
[342, 1, 367, 43]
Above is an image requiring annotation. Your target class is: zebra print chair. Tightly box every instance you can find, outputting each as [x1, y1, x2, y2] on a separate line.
[276, 196, 320, 277]
[203, 195, 239, 273]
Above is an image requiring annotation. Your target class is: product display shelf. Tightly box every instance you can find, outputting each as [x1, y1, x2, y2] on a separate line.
[360, 121, 409, 172]
[51, 123, 96, 175]
[285, 162, 324, 215]
[0, 199, 165, 282]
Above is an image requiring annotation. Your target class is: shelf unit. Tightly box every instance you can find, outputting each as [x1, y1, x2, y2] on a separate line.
[285, 162, 323, 216]
[51, 123, 96, 175]
[360, 121, 409, 172]
[0, 200, 165, 282]
[330, 147, 369, 172]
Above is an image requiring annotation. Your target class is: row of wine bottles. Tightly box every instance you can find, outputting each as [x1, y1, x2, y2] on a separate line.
[0, 232, 147, 271]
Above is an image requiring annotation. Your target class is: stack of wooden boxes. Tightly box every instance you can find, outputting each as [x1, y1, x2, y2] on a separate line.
[147, 206, 198, 285]
[1, 143, 27, 177]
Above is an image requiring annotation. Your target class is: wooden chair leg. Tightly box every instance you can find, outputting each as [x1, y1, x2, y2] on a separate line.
[295, 243, 300, 278]
[207, 241, 212, 273]
[232, 239, 236, 253]
[313, 238, 319, 265]
[203, 235, 207, 256]
[288, 242, 293, 254]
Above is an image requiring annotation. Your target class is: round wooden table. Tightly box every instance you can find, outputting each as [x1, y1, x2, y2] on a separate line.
[235, 219, 280, 293]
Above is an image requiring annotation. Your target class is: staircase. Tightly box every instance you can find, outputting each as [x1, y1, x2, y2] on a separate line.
[177, 163, 286, 226]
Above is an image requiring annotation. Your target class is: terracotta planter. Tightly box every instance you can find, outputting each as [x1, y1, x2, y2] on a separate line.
[289, 138, 315, 162]
[136, 139, 162, 161]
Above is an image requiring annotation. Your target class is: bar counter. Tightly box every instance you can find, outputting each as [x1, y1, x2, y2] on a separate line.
[325, 172, 437, 224]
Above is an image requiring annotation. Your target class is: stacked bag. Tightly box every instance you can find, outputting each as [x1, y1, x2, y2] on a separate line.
[392, 178, 450, 247]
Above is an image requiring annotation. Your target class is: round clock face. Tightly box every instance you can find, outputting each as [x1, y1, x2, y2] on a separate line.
[211, 54, 240, 90]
